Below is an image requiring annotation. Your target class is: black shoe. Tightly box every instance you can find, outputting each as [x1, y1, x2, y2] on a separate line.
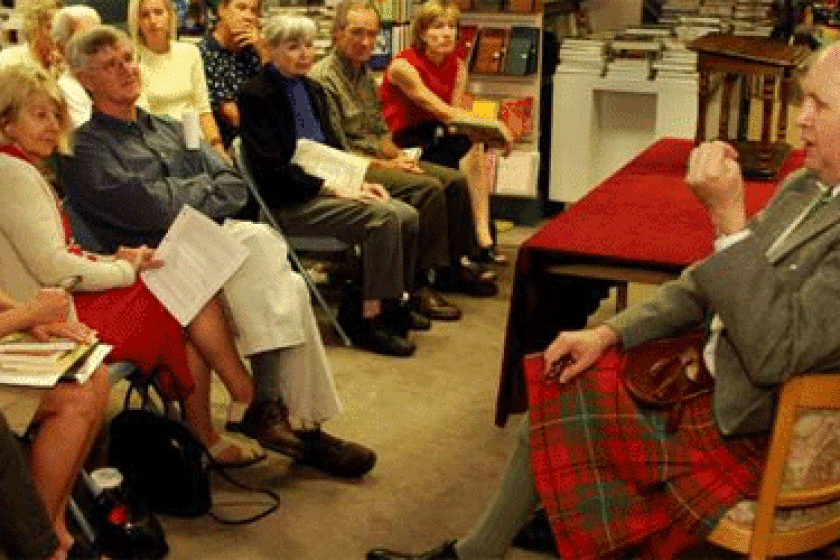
[366, 540, 458, 560]
[408, 309, 432, 331]
[411, 286, 461, 321]
[512, 507, 558, 554]
[355, 319, 416, 357]
[226, 400, 306, 460]
[295, 429, 377, 478]
[473, 246, 508, 266]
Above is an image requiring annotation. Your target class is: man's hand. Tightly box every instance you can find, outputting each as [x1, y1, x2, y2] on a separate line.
[685, 141, 747, 236]
[30, 321, 98, 345]
[543, 325, 619, 384]
[115, 245, 164, 272]
[20, 288, 71, 327]
[360, 182, 390, 201]
[371, 155, 424, 174]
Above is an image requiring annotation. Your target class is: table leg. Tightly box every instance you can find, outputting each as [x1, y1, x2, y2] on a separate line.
[760, 74, 775, 166]
[696, 69, 710, 144]
[778, 71, 791, 143]
[719, 73, 736, 140]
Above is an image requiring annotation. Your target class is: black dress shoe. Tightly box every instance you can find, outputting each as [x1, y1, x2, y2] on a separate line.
[295, 429, 377, 478]
[412, 286, 461, 321]
[355, 319, 417, 357]
[408, 309, 432, 331]
[226, 400, 306, 460]
[512, 507, 558, 555]
[366, 540, 458, 560]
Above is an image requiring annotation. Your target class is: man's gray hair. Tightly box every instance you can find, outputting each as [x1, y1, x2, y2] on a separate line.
[263, 14, 316, 47]
[51, 5, 101, 50]
[65, 25, 130, 73]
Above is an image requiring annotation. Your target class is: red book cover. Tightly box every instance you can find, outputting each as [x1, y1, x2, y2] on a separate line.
[454, 25, 479, 64]
[498, 97, 533, 141]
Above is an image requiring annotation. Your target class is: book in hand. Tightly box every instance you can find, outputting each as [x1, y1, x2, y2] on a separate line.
[291, 139, 370, 193]
[447, 116, 509, 148]
[0, 333, 112, 388]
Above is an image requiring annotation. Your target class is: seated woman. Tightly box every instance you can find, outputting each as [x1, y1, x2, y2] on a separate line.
[0, 0, 62, 77]
[128, 0, 228, 160]
[0, 286, 108, 559]
[378, 0, 512, 265]
[0, 64, 265, 467]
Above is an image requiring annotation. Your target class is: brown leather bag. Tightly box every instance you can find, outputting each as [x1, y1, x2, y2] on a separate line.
[622, 331, 714, 432]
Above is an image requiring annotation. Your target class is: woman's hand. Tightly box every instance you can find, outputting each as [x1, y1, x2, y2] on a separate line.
[30, 321, 97, 344]
[20, 288, 71, 327]
[360, 182, 390, 201]
[115, 245, 163, 272]
[543, 325, 619, 384]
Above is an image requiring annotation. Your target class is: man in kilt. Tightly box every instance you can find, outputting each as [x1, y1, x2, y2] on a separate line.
[366, 43, 840, 560]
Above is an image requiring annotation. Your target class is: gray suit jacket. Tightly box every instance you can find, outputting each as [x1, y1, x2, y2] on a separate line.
[608, 169, 840, 436]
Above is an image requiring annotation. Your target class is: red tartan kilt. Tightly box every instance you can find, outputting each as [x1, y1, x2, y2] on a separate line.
[527, 347, 768, 560]
[73, 281, 194, 399]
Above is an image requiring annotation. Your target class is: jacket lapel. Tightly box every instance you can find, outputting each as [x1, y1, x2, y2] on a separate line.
[767, 194, 840, 262]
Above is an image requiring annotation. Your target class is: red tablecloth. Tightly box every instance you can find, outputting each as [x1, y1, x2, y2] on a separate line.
[495, 138, 804, 426]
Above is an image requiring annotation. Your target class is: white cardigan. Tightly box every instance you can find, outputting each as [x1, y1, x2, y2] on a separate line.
[0, 153, 135, 302]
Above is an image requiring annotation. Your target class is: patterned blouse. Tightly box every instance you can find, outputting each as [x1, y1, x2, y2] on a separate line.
[198, 33, 262, 145]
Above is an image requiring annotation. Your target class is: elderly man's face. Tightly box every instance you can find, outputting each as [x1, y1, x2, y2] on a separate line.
[78, 40, 141, 107]
[334, 8, 379, 66]
[798, 50, 840, 185]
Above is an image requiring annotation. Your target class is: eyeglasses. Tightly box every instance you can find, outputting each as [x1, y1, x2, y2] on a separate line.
[90, 52, 137, 73]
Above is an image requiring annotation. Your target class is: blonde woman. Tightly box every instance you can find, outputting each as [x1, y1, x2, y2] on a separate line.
[127, 0, 228, 158]
[379, 0, 513, 265]
[0, 0, 64, 76]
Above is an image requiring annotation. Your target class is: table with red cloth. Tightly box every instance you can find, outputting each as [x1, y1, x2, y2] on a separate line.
[495, 137, 805, 427]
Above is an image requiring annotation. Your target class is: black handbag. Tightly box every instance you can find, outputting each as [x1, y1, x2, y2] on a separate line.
[108, 377, 211, 518]
[108, 375, 280, 524]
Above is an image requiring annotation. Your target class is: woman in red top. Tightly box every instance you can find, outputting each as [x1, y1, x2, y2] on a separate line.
[0, 65, 264, 468]
[379, 0, 512, 264]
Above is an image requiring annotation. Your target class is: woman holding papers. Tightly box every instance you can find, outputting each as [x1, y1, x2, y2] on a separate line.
[0, 286, 108, 559]
[378, 0, 513, 265]
[0, 65, 266, 467]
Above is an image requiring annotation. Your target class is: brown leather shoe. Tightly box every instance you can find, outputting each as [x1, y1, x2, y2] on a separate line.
[226, 400, 306, 460]
[412, 286, 461, 321]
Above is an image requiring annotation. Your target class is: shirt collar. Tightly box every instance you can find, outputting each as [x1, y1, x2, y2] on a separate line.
[332, 50, 367, 82]
[90, 106, 154, 133]
[814, 180, 840, 198]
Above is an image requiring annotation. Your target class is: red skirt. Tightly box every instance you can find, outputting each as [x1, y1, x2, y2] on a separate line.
[73, 281, 194, 399]
[527, 348, 768, 559]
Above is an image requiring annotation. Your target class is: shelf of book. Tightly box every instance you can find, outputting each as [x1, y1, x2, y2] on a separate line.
[459, 11, 544, 198]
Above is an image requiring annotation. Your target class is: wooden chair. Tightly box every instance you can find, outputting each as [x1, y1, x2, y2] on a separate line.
[708, 372, 840, 559]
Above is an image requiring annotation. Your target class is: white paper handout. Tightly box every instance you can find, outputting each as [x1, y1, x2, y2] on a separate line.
[291, 138, 370, 193]
[141, 206, 250, 326]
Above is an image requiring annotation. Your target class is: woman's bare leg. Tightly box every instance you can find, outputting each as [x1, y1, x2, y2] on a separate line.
[185, 294, 253, 406]
[182, 341, 217, 446]
[28, 366, 109, 544]
[460, 143, 494, 249]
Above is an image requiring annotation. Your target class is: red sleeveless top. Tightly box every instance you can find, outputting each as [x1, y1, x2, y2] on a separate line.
[379, 47, 460, 136]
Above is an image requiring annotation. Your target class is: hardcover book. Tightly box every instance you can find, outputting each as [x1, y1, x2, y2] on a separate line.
[498, 96, 533, 140]
[472, 27, 509, 74]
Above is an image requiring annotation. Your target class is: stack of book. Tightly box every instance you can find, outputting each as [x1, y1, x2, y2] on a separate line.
[652, 48, 699, 82]
[606, 37, 662, 80]
[731, 0, 774, 37]
[556, 38, 605, 75]
[659, 0, 702, 26]
[0, 334, 110, 388]
[675, 16, 725, 42]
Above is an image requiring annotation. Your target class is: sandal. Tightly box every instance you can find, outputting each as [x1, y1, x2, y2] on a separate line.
[209, 434, 267, 469]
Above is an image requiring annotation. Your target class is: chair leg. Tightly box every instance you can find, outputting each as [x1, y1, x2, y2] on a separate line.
[286, 247, 353, 347]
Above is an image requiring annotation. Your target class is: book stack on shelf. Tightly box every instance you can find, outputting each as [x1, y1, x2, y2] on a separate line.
[556, 37, 605, 75]
[675, 15, 725, 42]
[606, 37, 662, 80]
[659, 0, 702, 26]
[699, 0, 735, 19]
[457, 0, 540, 13]
[652, 47, 698, 82]
[731, 0, 774, 37]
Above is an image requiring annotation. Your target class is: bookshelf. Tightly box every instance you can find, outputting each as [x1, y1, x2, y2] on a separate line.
[459, 10, 544, 200]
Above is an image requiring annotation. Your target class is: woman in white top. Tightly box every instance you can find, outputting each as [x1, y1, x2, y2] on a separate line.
[128, 0, 228, 158]
[0, 0, 62, 77]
